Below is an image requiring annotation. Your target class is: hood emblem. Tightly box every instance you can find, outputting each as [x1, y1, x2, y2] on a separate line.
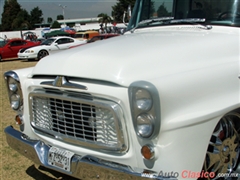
[41, 76, 87, 90]
[54, 76, 64, 87]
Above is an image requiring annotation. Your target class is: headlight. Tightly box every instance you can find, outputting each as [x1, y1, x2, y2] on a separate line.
[129, 81, 160, 139]
[25, 50, 34, 53]
[135, 89, 152, 111]
[137, 114, 154, 138]
[10, 94, 21, 110]
[9, 82, 18, 92]
[4, 71, 23, 111]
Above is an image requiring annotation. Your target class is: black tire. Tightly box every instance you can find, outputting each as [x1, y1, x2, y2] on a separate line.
[0, 55, 2, 62]
[37, 50, 49, 60]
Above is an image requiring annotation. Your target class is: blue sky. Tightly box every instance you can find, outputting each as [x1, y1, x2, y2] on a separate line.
[0, 0, 118, 22]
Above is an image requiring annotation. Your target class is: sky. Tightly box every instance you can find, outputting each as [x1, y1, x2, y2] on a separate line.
[0, 0, 118, 23]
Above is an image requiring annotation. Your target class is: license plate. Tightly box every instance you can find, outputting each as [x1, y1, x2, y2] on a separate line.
[48, 147, 74, 172]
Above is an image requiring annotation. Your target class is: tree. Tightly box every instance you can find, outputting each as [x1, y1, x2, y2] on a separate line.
[98, 13, 112, 28]
[157, 3, 171, 17]
[11, 9, 31, 30]
[57, 15, 64, 20]
[30, 7, 43, 27]
[47, 17, 53, 24]
[51, 21, 61, 28]
[1, 0, 21, 31]
[111, 0, 136, 23]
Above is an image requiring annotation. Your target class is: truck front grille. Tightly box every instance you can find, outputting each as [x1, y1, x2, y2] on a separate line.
[29, 90, 127, 153]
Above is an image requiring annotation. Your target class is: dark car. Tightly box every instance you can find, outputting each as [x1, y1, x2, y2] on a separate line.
[87, 34, 120, 43]
[0, 38, 40, 61]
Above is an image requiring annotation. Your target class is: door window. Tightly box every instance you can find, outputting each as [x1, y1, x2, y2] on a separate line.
[10, 40, 23, 46]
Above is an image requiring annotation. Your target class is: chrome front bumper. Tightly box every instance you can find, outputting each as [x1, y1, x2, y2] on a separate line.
[4, 126, 176, 180]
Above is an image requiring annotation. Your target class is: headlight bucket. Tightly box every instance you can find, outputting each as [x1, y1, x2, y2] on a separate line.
[4, 71, 23, 111]
[129, 81, 160, 139]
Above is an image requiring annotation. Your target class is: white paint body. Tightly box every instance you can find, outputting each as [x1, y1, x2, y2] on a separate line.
[13, 25, 240, 179]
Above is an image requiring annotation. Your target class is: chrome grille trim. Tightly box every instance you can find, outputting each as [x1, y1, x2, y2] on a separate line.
[29, 89, 128, 153]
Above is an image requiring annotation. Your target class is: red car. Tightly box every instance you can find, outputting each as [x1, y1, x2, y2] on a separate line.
[0, 38, 40, 61]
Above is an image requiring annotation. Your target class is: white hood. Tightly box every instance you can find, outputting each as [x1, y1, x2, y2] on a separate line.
[32, 25, 238, 87]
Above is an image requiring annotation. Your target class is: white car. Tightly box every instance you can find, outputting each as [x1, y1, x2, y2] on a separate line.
[17, 36, 85, 60]
[4, 0, 240, 180]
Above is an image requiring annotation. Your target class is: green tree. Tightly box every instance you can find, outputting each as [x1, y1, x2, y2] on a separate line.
[30, 7, 43, 27]
[11, 9, 31, 30]
[140, 1, 155, 20]
[47, 17, 53, 24]
[111, 0, 136, 23]
[57, 15, 64, 20]
[1, 0, 21, 31]
[98, 13, 112, 28]
[51, 20, 61, 28]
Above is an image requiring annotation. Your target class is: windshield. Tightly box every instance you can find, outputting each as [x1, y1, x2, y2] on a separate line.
[128, 0, 240, 30]
[41, 38, 55, 45]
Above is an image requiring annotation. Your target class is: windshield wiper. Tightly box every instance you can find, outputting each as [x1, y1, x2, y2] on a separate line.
[130, 17, 212, 33]
[130, 17, 174, 33]
[170, 18, 212, 30]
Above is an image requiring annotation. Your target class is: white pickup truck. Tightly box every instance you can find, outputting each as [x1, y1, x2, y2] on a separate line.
[4, 0, 240, 179]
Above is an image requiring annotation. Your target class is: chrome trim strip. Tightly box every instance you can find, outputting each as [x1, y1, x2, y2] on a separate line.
[4, 126, 176, 180]
[4, 71, 20, 82]
[41, 76, 88, 90]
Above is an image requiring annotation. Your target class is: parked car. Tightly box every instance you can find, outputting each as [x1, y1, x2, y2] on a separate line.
[73, 30, 99, 41]
[0, 38, 40, 61]
[87, 34, 120, 43]
[17, 36, 85, 60]
[4, 0, 240, 180]
[69, 33, 120, 48]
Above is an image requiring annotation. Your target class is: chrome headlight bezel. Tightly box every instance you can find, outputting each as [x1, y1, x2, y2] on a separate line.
[129, 81, 160, 139]
[4, 71, 23, 111]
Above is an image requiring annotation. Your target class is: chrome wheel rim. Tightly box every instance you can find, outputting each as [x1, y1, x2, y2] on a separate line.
[203, 113, 240, 179]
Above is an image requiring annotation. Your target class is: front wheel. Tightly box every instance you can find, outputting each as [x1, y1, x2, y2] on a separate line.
[201, 112, 240, 180]
[37, 50, 48, 60]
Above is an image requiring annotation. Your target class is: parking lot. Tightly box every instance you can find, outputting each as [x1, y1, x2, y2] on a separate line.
[1, 60, 79, 180]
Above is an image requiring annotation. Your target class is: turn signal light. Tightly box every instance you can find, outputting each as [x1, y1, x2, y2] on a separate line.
[141, 144, 155, 160]
[15, 115, 23, 125]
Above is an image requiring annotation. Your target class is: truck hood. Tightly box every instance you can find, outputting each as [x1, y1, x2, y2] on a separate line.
[32, 25, 238, 87]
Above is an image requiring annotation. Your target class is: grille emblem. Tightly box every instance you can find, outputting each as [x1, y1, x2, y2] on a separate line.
[41, 76, 88, 90]
[54, 76, 63, 87]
